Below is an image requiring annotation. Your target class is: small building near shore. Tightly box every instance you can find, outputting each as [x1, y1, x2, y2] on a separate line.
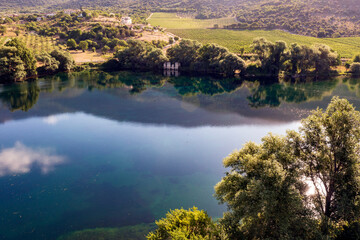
[121, 17, 132, 25]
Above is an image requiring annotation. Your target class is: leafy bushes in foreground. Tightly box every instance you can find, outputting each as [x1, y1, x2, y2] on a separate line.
[150, 97, 360, 240]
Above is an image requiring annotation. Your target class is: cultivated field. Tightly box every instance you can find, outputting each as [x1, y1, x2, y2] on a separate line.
[148, 12, 238, 29]
[0, 35, 60, 54]
[149, 13, 360, 58]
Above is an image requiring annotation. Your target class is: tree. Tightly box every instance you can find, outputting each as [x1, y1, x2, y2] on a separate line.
[311, 44, 339, 76]
[289, 97, 360, 234]
[0, 47, 27, 82]
[66, 39, 77, 50]
[219, 53, 246, 76]
[353, 54, 360, 63]
[215, 134, 320, 240]
[0, 38, 37, 82]
[147, 207, 220, 240]
[102, 45, 110, 54]
[0, 26, 7, 35]
[215, 97, 360, 239]
[350, 63, 360, 77]
[167, 39, 201, 68]
[50, 50, 75, 72]
[36, 52, 60, 73]
[110, 40, 168, 70]
[79, 41, 88, 52]
[251, 38, 288, 76]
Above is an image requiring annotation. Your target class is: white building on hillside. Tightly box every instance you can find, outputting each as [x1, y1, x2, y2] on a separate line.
[121, 17, 132, 25]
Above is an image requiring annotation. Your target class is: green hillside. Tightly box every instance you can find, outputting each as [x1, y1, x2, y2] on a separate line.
[149, 13, 360, 58]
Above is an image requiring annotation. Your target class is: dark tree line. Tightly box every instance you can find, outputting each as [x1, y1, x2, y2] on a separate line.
[105, 38, 340, 78]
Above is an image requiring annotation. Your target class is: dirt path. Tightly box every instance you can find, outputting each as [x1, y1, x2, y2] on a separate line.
[146, 13, 153, 21]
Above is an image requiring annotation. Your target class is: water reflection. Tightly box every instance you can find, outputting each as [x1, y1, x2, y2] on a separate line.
[247, 79, 339, 108]
[0, 81, 39, 112]
[0, 72, 360, 240]
[0, 71, 355, 114]
[1, 71, 360, 127]
[0, 142, 65, 176]
[43, 115, 70, 125]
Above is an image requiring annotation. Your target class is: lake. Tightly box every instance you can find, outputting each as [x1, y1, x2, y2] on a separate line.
[1, 71, 360, 239]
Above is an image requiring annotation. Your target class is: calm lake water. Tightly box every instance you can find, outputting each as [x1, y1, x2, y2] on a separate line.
[1, 71, 360, 239]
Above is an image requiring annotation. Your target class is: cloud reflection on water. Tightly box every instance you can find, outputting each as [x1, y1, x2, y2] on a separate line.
[43, 115, 70, 125]
[0, 142, 65, 176]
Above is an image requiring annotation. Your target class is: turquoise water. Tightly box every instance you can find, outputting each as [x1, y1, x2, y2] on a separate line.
[1, 71, 360, 239]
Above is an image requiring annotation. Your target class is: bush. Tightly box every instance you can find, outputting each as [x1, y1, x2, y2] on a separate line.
[147, 207, 220, 240]
[350, 63, 360, 77]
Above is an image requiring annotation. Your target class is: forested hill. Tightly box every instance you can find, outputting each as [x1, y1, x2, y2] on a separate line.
[1, 0, 360, 37]
[0, 0, 70, 9]
[226, 0, 360, 37]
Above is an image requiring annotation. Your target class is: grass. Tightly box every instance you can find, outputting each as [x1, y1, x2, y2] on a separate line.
[148, 12, 238, 29]
[0, 36, 8, 46]
[168, 29, 360, 58]
[148, 13, 360, 58]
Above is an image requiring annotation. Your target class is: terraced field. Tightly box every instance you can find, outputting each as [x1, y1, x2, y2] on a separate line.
[149, 13, 360, 58]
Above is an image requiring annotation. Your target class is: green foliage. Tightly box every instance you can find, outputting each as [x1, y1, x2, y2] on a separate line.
[50, 50, 75, 72]
[167, 40, 245, 76]
[252, 38, 288, 76]
[79, 41, 88, 52]
[167, 29, 360, 58]
[148, 13, 237, 30]
[102, 45, 110, 54]
[167, 39, 202, 67]
[110, 40, 168, 70]
[147, 207, 220, 240]
[0, 38, 37, 82]
[290, 97, 360, 233]
[0, 47, 27, 82]
[58, 224, 156, 240]
[67, 38, 77, 50]
[5, 38, 37, 76]
[350, 63, 360, 77]
[0, 26, 6, 35]
[215, 96, 360, 239]
[215, 134, 320, 240]
[353, 54, 360, 63]
[36, 52, 60, 73]
[0, 81, 39, 111]
[251, 38, 339, 77]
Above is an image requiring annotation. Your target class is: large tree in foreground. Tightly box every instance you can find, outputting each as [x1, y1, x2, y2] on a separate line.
[215, 134, 321, 240]
[215, 97, 360, 239]
[289, 97, 360, 234]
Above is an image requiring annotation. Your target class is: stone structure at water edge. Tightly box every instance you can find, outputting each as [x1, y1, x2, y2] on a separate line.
[163, 62, 181, 70]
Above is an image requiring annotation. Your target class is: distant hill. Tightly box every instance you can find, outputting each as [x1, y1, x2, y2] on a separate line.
[1, 0, 359, 37]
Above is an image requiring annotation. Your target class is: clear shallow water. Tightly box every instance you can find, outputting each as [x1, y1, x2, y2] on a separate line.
[1, 71, 360, 239]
